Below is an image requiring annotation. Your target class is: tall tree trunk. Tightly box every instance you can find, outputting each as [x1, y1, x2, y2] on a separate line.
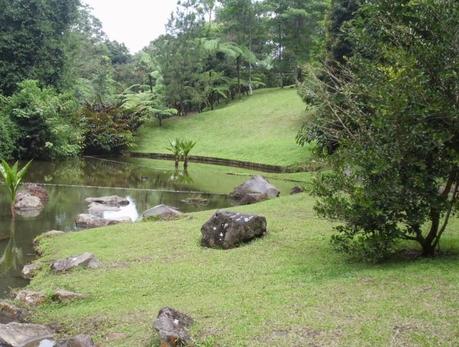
[236, 56, 241, 98]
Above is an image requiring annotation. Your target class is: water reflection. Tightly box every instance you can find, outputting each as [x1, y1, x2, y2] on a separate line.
[0, 224, 23, 278]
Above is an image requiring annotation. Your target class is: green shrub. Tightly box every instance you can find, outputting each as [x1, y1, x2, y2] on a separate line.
[0, 96, 17, 159]
[81, 104, 136, 154]
[2, 80, 82, 159]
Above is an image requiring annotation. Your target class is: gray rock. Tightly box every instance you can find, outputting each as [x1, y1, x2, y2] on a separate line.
[0, 323, 54, 347]
[290, 186, 305, 195]
[51, 253, 101, 273]
[14, 184, 48, 217]
[21, 263, 41, 280]
[153, 307, 194, 346]
[0, 302, 26, 324]
[56, 335, 95, 347]
[15, 291, 47, 307]
[51, 290, 86, 303]
[142, 205, 183, 221]
[201, 211, 267, 249]
[75, 214, 129, 229]
[230, 176, 280, 204]
[87, 203, 120, 217]
[85, 196, 129, 207]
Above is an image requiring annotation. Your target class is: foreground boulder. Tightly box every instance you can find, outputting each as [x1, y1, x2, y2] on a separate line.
[75, 214, 129, 229]
[15, 290, 46, 307]
[142, 205, 183, 221]
[56, 334, 95, 347]
[153, 307, 194, 347]
[0, 302, 26, 324]
[0, 322, 53, 346]
[51, 253, 101, 273]
[201, 211, 267, 249]
[21, 263, 41, 280]
[230, 176, 280, 204]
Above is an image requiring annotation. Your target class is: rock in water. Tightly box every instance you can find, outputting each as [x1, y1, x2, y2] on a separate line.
[0, 302, 26, 324]
[153, 307, 194, 347]
[51, 253, 101, 273]
[56, 334, 95, 347]
[75, 214, 129, 229]
[230, 176, 280, 204]
[85, 196, 129, 207]
[0, 322, 53, 346]
[142, 205, 183, 221]
[201, 211, 267, 249]
[14, 184, 48, 217]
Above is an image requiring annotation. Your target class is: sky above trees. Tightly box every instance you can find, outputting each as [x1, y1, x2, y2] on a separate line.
[83, 0, 177, 52]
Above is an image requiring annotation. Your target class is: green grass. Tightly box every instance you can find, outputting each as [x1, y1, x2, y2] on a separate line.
[28, 194, 459, 346]
[135, 88, 313, 167]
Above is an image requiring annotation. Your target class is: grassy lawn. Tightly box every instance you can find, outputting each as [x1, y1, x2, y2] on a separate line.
[134, 88, 313, 167]
[28, 194, 459, 346]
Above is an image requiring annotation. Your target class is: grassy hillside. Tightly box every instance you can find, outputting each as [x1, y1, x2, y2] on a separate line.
[135, 88, 313, 167]
[29, 194, 459, 346]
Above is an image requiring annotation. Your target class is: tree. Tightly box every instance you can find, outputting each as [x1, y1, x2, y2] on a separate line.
[0, 0, 80, 95]
[300, 0, 459, 260]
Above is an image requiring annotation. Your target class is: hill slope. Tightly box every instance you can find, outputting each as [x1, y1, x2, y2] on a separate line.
[135, 88, 313, 167]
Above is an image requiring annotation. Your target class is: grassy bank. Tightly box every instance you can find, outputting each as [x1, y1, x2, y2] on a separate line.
[29, 194, 459, 346]
[135, 88, 313, 167]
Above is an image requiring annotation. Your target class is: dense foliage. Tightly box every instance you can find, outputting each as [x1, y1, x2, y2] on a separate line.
[299, 0, 459, 260]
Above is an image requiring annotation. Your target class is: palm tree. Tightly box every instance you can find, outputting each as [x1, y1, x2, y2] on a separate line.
[0, 160, 32, 219]
[166, 139, 182, 169]
[180, 140, 197, 169]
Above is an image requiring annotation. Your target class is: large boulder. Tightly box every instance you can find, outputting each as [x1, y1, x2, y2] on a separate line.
[0, 302, 26, 324]
[229, 176, 280, 204]
[0, 323, 54, 347]
[85, 196, 129, 207]
[75, 214, 129, 229]
[201, 211, 268, 249]
[142, 205, 183, 221]
[51, 253, 101, 273]
[153, 307, 194, 347]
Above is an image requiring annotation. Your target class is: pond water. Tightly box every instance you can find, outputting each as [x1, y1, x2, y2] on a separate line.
[0, 157, 300, 298]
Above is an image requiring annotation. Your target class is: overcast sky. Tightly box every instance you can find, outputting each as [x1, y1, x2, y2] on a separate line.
[83, 0, 178, 53]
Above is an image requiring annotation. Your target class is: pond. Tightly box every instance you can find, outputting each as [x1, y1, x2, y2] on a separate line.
[0, 157, 301, 298]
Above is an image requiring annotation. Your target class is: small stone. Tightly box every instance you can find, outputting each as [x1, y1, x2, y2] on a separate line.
[290, 186, 305, 195]
[85, 196, 129, 207]
[153, 307, 194, 347]
[52, 290, 86, 303]
[51, 253, 101, 273]
[0, 302, 26, 324]
[142, 205, 183, 221]
[0, 322, 54, 347]
[21, 263, 42, 280]
[75, 214, 128, 229]
[15, 290, 47, 307]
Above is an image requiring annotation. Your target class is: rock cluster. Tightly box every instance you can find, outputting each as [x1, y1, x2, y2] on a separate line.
[76, 195, 133, 229]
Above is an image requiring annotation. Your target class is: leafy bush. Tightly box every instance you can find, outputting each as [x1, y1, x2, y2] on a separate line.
[81, 104, 137, 154]
[0, 96, 17, 159]
[1, 80, 82, 159]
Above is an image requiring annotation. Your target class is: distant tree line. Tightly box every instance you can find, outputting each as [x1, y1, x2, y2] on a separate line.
[0, 0, 329, 159]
